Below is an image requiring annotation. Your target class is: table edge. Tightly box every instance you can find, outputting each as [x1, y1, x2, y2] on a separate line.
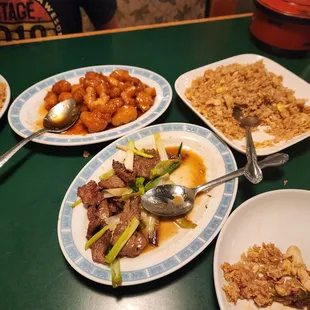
[0, 13, 252, 47]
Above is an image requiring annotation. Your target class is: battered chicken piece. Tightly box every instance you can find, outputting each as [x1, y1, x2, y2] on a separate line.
[58, 92, 72, 102]
[111, 105, 138, 127]
[80, 104, 88, 112]
[52, 80, 72, 95]
[129, 77, 141, 86]
[71, 84, 82, 93]
[88, 94, 110, 111]
[109, 97, 124, 108]
[44, 91, 58, 110]
[136, 91, 154, 112]
[83, 87, 97, 106]
[96, 100, 118, 115]
[95, 82, 111, 97]
[136, 82, 146, 93]
[144, 87, 156, 97]
[84, 78, 100, 89]
[110, 87, 121, 98]
[80, 110, 110, 133]
[110, 69, 131, 82]
[121, 86, 136, 105]
[72, 87, 86, 104]
[85, 71, 105, 81]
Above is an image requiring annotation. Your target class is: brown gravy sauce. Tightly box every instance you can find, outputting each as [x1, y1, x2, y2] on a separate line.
[144, 146, 206, 253]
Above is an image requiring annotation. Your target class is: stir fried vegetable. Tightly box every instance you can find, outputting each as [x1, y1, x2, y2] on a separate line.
[146, 213, 159, 246]
[174, 217, 197, 229]
[124, 140, 135, 171]
[103, 188, 133, 198]
[141, 209, 159, 246]
[99, 169, 115, 181]
[105, 215, 121, 226]
[111, 258, 122, 288]
[153, 132, 168, 160]
[177, 142, 183, 157]
[85, 225, 112, 250]
[150, 159, 180, 179]
[71, 198, 82, 208]
[120, 177, 145, 201]
[145, 161, 181, 192]
[117, 145, 154, 158]
[105, 217, 140, 264]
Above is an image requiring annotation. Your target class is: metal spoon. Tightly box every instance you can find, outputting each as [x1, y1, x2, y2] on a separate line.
[0, 98, 80, 168]
[141, 153, 289, 217]
[233, 106, 262, 184]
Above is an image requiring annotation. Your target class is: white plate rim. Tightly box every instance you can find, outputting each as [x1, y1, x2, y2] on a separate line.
[213, 188, 310, 310]
[0, 74, 11, 120]
[57, 122, 238, 286]
[174, 53, 310, 156]
[8, 65, 173, 146]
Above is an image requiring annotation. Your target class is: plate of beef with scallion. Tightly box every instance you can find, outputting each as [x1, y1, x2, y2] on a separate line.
[57, 123, 238, 286]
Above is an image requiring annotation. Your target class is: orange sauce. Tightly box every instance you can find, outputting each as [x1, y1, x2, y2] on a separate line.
[143, 146, 206, 253]
[36, 104, 48, 128]
[37, 102, 89, 135]
[63, 120, 88, 135]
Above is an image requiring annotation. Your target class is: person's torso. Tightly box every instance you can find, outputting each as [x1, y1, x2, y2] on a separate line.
[0, 0, 82, 42]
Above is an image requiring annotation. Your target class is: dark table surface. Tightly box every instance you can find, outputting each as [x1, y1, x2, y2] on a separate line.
[0, 16, 309, 310]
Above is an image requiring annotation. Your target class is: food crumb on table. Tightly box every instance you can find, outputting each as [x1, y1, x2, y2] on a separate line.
[83, 151, 90, 158]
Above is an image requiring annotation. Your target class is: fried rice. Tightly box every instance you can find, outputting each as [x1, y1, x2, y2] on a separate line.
[222, 243, 310, 308]
[0, 82, 6, 110]
[185, 61, 310, 148]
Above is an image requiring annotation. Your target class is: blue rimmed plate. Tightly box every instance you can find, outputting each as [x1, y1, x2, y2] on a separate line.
[57, 123, 238, 285]
[8, 65, 172, 146]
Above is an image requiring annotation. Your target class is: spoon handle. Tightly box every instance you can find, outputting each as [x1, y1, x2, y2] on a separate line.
[194, 153, 289, 194]
[0, 129, 47, 168]
[244, 126, 263, 184]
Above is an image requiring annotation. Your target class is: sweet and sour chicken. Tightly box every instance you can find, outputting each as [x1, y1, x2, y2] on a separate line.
[44, 70, 157, 133]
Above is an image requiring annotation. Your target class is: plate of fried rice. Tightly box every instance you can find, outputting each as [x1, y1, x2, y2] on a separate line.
[0, 74, 10, 120]
[175, 54, 310, 156]
[214, 189, 310, 309]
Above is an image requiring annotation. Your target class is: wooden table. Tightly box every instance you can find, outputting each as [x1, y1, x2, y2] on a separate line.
[0, 14, 309, 310]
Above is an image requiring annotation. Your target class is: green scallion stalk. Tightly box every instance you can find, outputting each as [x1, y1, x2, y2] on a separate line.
[153, 132, 168, 160]
[105, 217, 140, 264]
[117, 145, 154, 158]
[85, 225, 111, 250]
[174, 217, 197, 229]
[111, 258, 122, 288]
[177, 142, 183, 157]
[99, 169, 115, 181]
[145, 161, 181, 192]
[71, 198, 82, 208]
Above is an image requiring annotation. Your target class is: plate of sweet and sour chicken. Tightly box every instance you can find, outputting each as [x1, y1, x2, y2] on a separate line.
[8, 65, 172, 146]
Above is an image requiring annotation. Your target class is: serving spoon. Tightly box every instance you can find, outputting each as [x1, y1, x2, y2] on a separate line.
[141, 153, 289, 217]
[0, 98, 80, 168]
[233, 106, 263, 184]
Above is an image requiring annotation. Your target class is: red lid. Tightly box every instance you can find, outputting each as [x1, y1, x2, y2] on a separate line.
[257, 0, 310, 19]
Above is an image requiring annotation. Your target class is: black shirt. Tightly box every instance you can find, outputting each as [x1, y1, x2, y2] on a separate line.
[0, 0, 117, 42]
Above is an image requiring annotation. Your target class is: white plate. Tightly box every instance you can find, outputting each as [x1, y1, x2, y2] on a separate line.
[57, 123, 238, 286]
[8, 65, 172, 146]
[175, 54, 310, 156]
[214, 189, 310, 310]
[0, 74, 11, 120]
